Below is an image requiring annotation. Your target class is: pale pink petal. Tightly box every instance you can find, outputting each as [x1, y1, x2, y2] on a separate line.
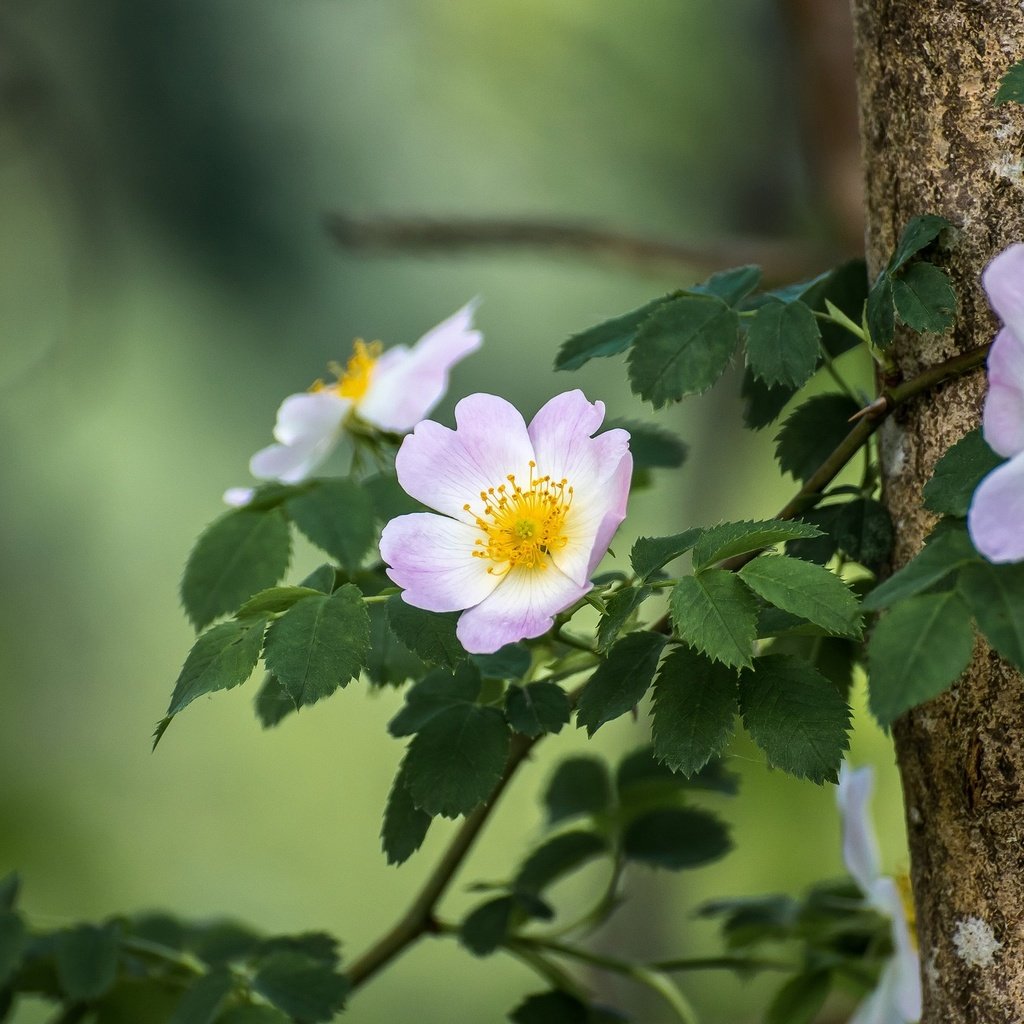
[983, 327, 1024, 458]
[272, 391, 349, 445]
[357, 299, 483, 431]
[223, 487, 255, 507]
[585, 448, 633, 575]
[848, 964, 906, 1024]
[380, 512, 499, 613]
[837, 763, 881, 896]
[983, 243, 1024, 347]
[968, 452, 1024, 563]
[394, 394, 535, 523]
[456, 563, 590, 654]
[868, 877, 921, 1022]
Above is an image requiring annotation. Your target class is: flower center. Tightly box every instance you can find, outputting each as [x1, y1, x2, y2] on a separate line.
[311, 340, 382, 402]
[465, 461, 573, 573]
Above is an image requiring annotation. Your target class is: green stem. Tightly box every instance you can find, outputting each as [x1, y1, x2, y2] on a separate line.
[653, 954, 795, 973]
[119, 934, 205, 974]
[538, 857, 625, 940]
[556, 628, 598, 654]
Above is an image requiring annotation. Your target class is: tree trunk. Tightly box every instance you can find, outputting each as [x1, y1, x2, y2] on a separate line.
[850, 3, 1024, 1020]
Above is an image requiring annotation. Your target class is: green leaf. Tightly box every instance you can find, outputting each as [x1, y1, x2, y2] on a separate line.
[784, 506, 840, 564]
[670, 571, 758, 669]
[505, 683, 571, 738]
[862, 524, 977, 610]
[236, 586, 324, 619]
[775, 393, 861, 482]
[739, 655, 851, 783]
[0, 874, 19, 913]
[575, 632, 667, 735]
[0, 913, 25, 988]
[866, 273, 895, 347]
[216, 1008, 290, 1024]
[544, 757, 613, 825]
[364, 582, 425, 687]
[515, 831, 608, 893]
[56, 923, 120, 1001]
[766, 971, 831, 1024]
[389, 664, 481, 737]
[627, 294, 741, 407]
[251, 952, 349, 1023]
[472, 644, 532, 680]
[254, 675, 297, 729]
[741, 368, 796, 430]
[868, 591, 974, 726]
[262, 585, 370, 708]
[404, 705, 510, 818]
[381, 759, 432, 866]
[691, 519, 822, 570]
[286, 478, 376, 573]
[996, 60, 1024, 105]
[555, 295, 671, 371]
[622, 807, 731, 869]
[299, 563, 337, 593]
[365, 472, 423, 523]
[631, 529, 703, 581]
[604, 419, 688, 470]
[169, 969, 233, 1024]
[459, 896, 515, 957]
[651, 647, 738, 776]
[892, 261, 956, 333]
[745, 299, 821, 388]
[923, 428, 1004, 516]
[618, 743, 738, 797]
[738, 555, 862, 638]
[784, 258, 868, 358]
[166, 617, 268, 718]
[181, 508, 291, 630]
[510, 991, 591, 1024]
[596, 586, 652, 652]
[958, 561, 1024, 671]
[691, 264, 762, 306]
[386, 598, 467, 669]
[888, 214, 954, 273]
[833, 498, 893, 570]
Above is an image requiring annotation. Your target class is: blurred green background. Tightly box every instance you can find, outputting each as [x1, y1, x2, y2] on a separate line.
[0, 2, 905, 1021]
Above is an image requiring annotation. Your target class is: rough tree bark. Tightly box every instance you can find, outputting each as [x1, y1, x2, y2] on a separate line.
[851, 4, 1024, 1021]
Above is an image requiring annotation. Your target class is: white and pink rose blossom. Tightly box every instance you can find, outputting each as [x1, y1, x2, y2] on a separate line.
[379, 390, 632, 654]
[968, 244, 1024, 562]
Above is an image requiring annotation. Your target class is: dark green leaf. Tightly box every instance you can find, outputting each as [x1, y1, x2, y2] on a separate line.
[784, 507, 840, 564]
[254, 675, 296, 729]
[959, 561, 1024, 671]
[286, 479, 376, 573]
[169, 969, 233, 1024]
[788, 259, 869, 358]
[833, 498, 893, 570]
[692, 519, 822, 570]
[631, 529, 703, 581]
[0, 913, 25, 988]
[923, 428, 1004, 516]
[575, 632, 667, 735]
[544, 757, 613, 825]
[472, 644, 531, 680]
[460, 896, 515, 957]
[617, 744, 737, 799]
[167, 617, 268, 718]
[388, 664, 481, 737]
[670, 571, 757, 669]
[216, 1008, 290, 1024]
[745, 299, 821, 388]
[263, 585, 370, 708]
[627, 294, 741, 407]
[623, 807, 731, 869]
[299, 564, 337, 593]
[766, 971, 831, 1024]
[892, 261, 956, 333]
[365, 472, 423, 523]
[651, 647, 737, 776]
[56, 923, 120, 1001]
[510, 991, 590, 1024]
[596, 586, 651, 652]
[698, 894, 800, 948]
[690, 265, 762, 306]
[604, 419, 688, 470]
[365, 592, 425, 688]
[888, 214, 954, 273]
[386, 598, 467, 669]
[775, 393, 861, 482]
[404, 705, 510, 818]
[515, 831, 608, 893]
[236, 586, 323, 619]
[505, 683, 571, 738]
[181, 508, 291, 630]
[739, 655, 851, 783]
[996, 60, 1024, 105]
[258, 933, 339, 967]
[251, 952, 349, 1023]
[555, 295, 671, 371]
[866, 273, 895, 347]
[741, 368, 796, 430]
[0, 875, 19, 913]
[381, 759, 432, 866]
[738, 555, 862, 637]
[189, 921, 260, 965]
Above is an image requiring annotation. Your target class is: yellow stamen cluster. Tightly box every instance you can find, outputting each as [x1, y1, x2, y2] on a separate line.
[311, 340, 382, 402]
[464, 461, 573, 574]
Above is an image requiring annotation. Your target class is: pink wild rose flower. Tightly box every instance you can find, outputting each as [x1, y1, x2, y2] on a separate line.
[379, 390, 632, 654]
[968, 244, 1024, 562]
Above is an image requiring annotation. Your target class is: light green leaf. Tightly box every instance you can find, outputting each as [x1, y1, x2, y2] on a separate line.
[892, 261, 956, 333]
[923, 428, 1004, 517]
[692, 519, 822, 570]
[56, 923, 120, 1001]
[555, 294, 672, 371]
[544, 757, 614, 825]
[958, 561, 1024, 672]
[236, 586, 324, 619]
[996, 60, 1024, 105]
[623, 807, 732, 869]
[670, 571, 758, 669]
[774, 394, 861, 482]
[745, 299, 821, 388]
[575, 632, 667, 735]
[286, 478, 376, 573]
[505, 683, 571, 738]
[631, 529, 703, 581]
[386, 597, 467, 669]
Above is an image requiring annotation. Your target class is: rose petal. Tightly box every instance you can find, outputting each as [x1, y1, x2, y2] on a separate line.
[868, 877, 922, 1022]
[837, 763, 881, 896]
[250, 436, 333, 484]
[456, 563, 590, 654]
[357, 299, 482, 431]
[983, 243, 1024, 347]
[983, 327, 1024, 458]
[223, 487, 255, 507]
[968, 452, 1024, 563]
[273, 391, 349, 446]
[380, 512, 499, 613]
[848, 960, 908, 1024]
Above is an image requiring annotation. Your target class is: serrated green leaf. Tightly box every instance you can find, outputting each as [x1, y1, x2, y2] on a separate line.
[386, 598, 467, 669]
[262, 585, 369, 708]
[388, 664, 480, 737]
[692, 519, 822, 570]
[784, 506, 840, 564]
[745, 299, 821, 388]
[404, 705, 510, 818]
[286, 478, 376, 573]
[596, 586, 652, 652]
[459, 896, 515, 957]
[958, 561, 1024, 671]
[690, 265, 762, 306]
[623, 807, 731, 869]
[56, 923, 120, 1001]
[555, 295, 671, 371]
[365, 595, 425, 688]
[671, 571, 757, 669]
[181, 508, 291, 630]
[833, 498, 893, 570]
[472, 644, 531, 680]
[740, 367, 797, 431]
[299, 564, 337, 593]
[254, 675, 297, 729]
[515, 831, 608, 893]
[631, 529, 703, 581]
[251, 952, 348, 1023]
[739, 655, 850, 783]
[604, 419, 688, 470]
[892, 261, 956, 333]
[868, 591, 974, 726]
[651, 647, 737, 776]
[257, 933, 339, 967]
[381, 759, 432, 866]
[786, 259, 868, 358]
[923, 428, 1004, 516]
[505, 683, 571, 738]
[365, 472, 423, 523]
[0, 913, 25, 988]
[775, 393, 861, 482]
[167, 616, 268, 718]
[739, 555, 862, 638]
[618, 743, 738, 796]
[544, 757, 613, 825]
[169, 969, 233, 1024]
[996, 60, 1024, 105]
[766, 971, 831, 1024]
[888, 214, 953, 273]
[627, 294, 741, 407]
[575, 632, 667, 735]
[236, 586, 324, 619]
[866, 274, 895, 347]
